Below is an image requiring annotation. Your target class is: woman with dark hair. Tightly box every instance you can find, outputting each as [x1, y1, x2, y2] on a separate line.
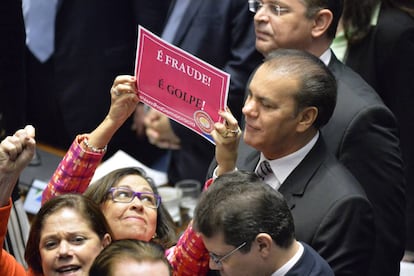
[89, 239, 172, 276]
[25, 194, 112, 276]
[0, 126, 112, 276]
[83, 167, 175, 248]
[41, 75, 210, 275]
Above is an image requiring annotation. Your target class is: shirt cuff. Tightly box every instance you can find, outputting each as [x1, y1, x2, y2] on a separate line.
[212, 166, 238, 180]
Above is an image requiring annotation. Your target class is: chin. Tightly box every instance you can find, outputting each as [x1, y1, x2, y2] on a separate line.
[255, 43, 272, 57]
[244, 133, 257, 148]
[246, 136, 267, 155]
[116, 231, 145, 241]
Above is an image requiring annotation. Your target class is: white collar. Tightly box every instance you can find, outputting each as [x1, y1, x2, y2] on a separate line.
[271, 242, 304, 276]
[259, 132, 319, 187]
[319, 49, 332, 66]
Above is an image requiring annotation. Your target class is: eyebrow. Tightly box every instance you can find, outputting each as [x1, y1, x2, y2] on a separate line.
[116, 185, 154, 193]
[40, 231, 90, 240]
[254, 93, 277, 106]
[263, 0, 283, 5]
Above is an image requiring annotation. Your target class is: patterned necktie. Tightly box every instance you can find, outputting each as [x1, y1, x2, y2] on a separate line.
[256, 160, 273, 180]
[23, 0, 58, 62]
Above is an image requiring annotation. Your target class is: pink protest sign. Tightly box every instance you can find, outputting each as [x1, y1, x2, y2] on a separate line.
[135, 26, 230, 144]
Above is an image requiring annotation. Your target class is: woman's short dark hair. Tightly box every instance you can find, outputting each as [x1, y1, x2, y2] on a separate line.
[89, 239, 172, 276]
[24, 194, 113, 274]
[83, 167, 176, 248]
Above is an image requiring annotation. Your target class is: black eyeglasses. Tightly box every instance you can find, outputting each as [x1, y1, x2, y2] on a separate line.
[248, 0, 289, 16]
[209, 242, 247, 268]
[107, 187, 161, 209]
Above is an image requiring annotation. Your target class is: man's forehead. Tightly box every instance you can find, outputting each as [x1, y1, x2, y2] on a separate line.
[253, 62, 298, 81]
[201, 233, 228, 251]
[261, 0, 307, 7]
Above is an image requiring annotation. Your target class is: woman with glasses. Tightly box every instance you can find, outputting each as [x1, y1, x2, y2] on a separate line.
[41, 75, 210, 275]
[83, 167, 174, 248]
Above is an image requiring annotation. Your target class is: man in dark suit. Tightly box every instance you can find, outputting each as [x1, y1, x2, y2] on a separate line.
[0, 0, 31, 267]
[208, 49, 375, 275]
[1, 0, 26, 136]
[194, 171, 334, 276]
[335, 1, 414, 260]
[23, 0, 169, 165]
[247, 0, 405, 275]
[144, 0, 262, 184]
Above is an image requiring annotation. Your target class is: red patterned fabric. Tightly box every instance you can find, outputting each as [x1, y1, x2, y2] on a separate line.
[3, 136, 98, 275]
[167, 222, 210, 275]
[42, 134, 103, 204]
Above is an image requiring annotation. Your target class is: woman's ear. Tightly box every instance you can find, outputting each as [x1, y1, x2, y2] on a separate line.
[311, 9, 333, 39]
[102, 233, 112, 248]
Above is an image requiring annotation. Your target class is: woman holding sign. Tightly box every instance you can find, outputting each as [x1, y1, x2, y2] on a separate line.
[41, 75, 231, 275]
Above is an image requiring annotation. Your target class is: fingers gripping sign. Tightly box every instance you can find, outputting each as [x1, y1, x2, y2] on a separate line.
[211, 107, 242, 176]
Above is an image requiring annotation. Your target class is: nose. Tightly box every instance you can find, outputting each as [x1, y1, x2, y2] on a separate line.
[254, 5, 269, 23]
[242, 98, 257, 117]
[130, 195, 145, 210]
[57, 241, 72, 258]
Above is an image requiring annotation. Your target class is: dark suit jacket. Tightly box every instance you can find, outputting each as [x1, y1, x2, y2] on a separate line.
[167, 0, 262, 184]
[286, 243, 334, 276]
[25, 0, 169, 164]
[345, 6, 414, 255]
[226, 135, 375, 276]
[323, 54, 405, 276]
[0, 0, 30, 265]
[0, 0, 26, 136]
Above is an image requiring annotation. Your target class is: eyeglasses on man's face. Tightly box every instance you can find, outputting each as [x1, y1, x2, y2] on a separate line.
[107, 187, 161, 209]
[209, 241, 247, 268]
[248, 0, 289, 16]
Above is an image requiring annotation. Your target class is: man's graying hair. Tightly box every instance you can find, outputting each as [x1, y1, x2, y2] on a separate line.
[300, 0, 344, 39]
[264, 49, 337, 129]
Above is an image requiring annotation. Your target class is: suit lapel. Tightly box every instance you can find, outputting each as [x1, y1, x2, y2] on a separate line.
[236, 135, 327, 210]
[279, 136, 326, 210]
[173, 0, 203, 45]
[327, 51, 343, 76]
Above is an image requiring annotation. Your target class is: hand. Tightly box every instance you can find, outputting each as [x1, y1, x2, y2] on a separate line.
[0, 125, 36, 174]
[86, 75, 140, 150]
[211, 107, 241, 176]
[144, 108, 181, 149]
[108, 75, 140, 127]
[0, 125, 36, 206]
